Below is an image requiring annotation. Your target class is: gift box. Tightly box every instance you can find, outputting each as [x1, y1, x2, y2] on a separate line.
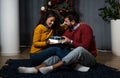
[49, 36, 65, 43]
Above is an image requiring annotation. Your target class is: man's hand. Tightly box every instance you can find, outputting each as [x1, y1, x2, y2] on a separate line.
[61, 36, 71, 44]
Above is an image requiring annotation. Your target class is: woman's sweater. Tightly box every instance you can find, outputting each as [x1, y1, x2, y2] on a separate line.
[30, 24, 53, 54]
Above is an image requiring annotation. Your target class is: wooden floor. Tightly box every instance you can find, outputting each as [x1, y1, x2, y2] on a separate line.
[0, 48, 120, 71]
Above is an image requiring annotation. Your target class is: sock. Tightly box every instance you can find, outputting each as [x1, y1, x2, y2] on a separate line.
[39, 66, 53, 74]
[74, 64, 90, 72]
[18, 67, 38, 74]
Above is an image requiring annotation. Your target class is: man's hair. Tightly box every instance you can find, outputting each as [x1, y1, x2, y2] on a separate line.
[65, 11, 80, 23]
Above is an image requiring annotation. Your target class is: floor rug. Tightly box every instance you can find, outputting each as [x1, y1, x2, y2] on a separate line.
[0, 59, 120, 78]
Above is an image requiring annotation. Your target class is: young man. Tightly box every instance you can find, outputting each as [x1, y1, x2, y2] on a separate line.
[18, 11, 97, 74]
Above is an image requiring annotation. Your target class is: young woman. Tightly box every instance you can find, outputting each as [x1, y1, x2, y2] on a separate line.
[28, 10, 61, 66]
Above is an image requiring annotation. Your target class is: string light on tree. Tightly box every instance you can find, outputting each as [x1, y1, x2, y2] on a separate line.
[48, 1, 51, 6]
[41, 6, 46, 11]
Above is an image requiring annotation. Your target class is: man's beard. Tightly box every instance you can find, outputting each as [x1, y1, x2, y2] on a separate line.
[67, 25, 73, 32]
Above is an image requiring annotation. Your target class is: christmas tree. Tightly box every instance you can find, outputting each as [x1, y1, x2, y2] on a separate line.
[41, 0, 74, 23]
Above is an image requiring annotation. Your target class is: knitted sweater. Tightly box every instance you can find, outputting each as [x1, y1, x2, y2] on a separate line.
[63, 23, 97, 57]
[30, 24, 53, 54]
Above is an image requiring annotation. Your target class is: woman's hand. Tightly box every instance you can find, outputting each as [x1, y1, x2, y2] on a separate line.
[48, 40, 57, 45]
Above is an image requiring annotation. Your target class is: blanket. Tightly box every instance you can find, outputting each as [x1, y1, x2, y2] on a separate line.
[0, 59, 120, 78]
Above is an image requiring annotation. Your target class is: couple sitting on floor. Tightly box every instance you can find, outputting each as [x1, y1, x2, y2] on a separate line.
[18, 10, 97, 74]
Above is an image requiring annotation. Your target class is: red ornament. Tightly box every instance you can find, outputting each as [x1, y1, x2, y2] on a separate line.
[70, 2, 74, 7]
[66, 0, 68, 3]
[51, 0, 57, 5]
[51, 0, 60, 5]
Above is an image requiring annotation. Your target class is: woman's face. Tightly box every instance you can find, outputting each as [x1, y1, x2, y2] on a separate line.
[46, 16, 55, 27]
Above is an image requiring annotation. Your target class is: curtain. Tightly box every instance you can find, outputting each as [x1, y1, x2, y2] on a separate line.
[19, 0, 44, 46]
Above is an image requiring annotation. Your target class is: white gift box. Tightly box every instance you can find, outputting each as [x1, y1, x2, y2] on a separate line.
[49, 36, 65, 43]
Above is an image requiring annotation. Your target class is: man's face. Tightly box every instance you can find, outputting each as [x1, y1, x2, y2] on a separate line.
[64, 18, 73, 27]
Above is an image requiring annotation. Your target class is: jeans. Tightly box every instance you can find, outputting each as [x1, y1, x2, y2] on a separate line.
[43, 56, 60, 66]
[30, 46, 70, 66]
[43, 47, 96, 67]
[62, 47, 96, 67]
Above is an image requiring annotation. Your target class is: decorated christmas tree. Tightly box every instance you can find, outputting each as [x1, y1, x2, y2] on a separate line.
[41, 0, 74, 23]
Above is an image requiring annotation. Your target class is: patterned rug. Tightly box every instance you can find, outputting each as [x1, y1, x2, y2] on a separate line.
[0, 59, 120, 78]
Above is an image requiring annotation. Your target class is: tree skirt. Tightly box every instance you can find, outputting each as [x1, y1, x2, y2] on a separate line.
[0, 59, 120, 78]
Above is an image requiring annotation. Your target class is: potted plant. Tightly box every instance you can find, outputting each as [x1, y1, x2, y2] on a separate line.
[98, 0, 120, 56]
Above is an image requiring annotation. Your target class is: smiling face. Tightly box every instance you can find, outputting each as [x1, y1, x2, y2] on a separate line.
[46, 16, 55, 28]
[64, 17, 75, 28]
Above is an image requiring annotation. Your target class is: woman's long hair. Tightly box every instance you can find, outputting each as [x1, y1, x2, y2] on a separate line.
[38, 10, 60, 30]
